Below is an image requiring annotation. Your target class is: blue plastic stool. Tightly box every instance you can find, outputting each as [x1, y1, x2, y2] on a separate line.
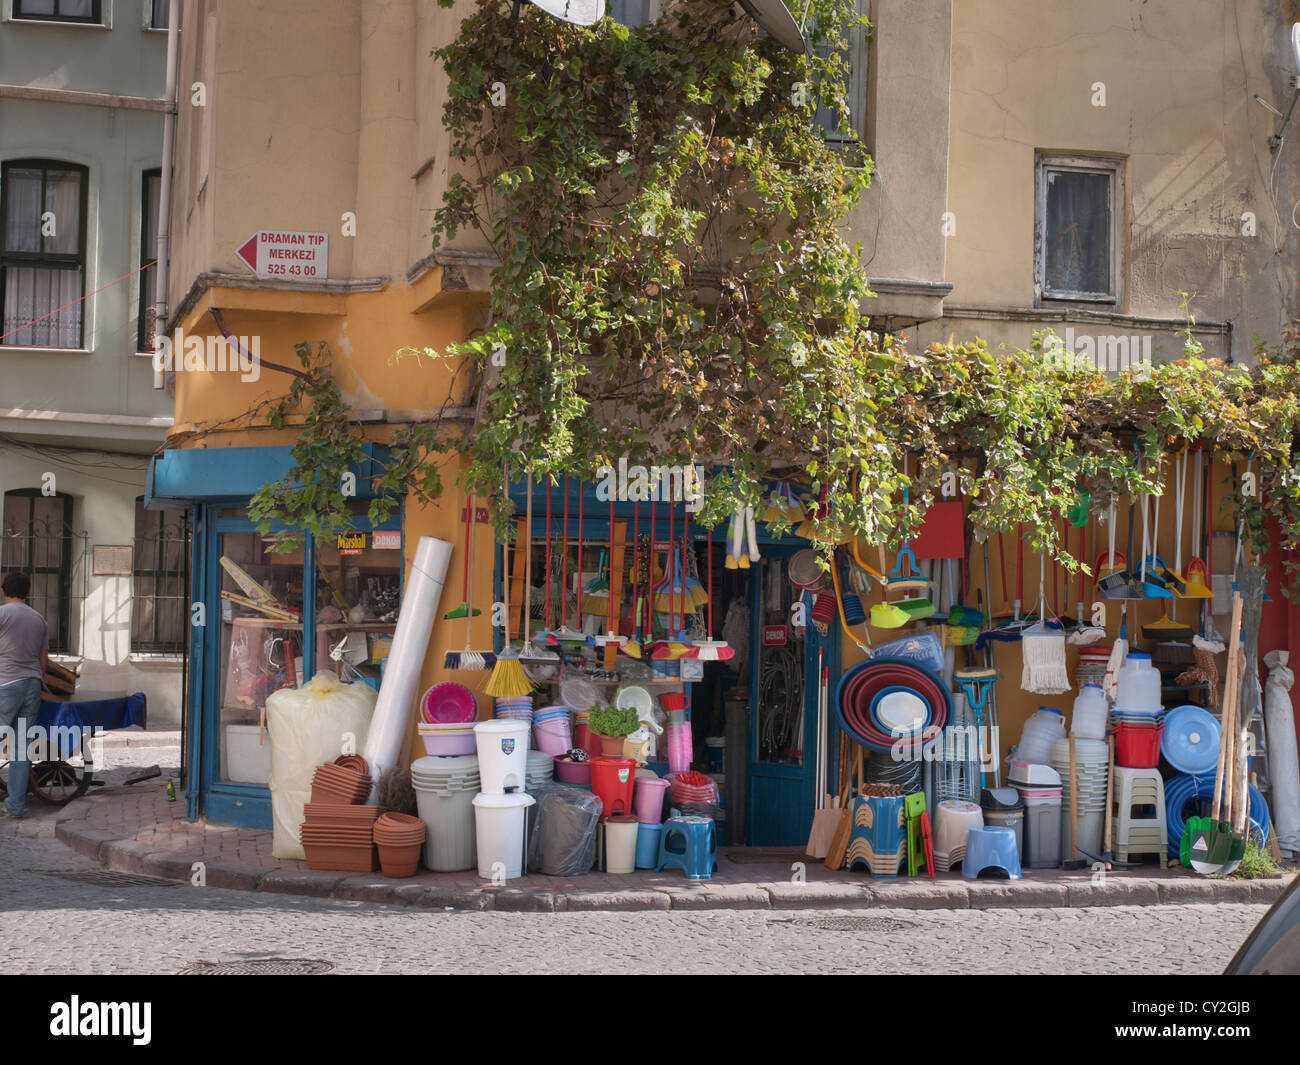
[655, 816, 718, 879]
[635, 823, 663, 869]
[961, 825, 1022, 880]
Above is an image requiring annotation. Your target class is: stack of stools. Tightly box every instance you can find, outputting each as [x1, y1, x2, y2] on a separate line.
[1111, 766, 1167, 862]
[932, 799, 983, 872]
[846, 793, 908, 877]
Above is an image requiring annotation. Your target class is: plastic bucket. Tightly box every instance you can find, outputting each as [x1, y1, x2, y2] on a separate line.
[474, 719, 531, 794]
[589, 757, 636, 817]
[633, 776, 669, 823]
[598, 815, 639, 874]
[533, 719, 573, 757]
[472, 792, 535, 880]
[1114, 723, 1163, 768]
[415, 784, 478, 872]
[635, 822, 663, 868]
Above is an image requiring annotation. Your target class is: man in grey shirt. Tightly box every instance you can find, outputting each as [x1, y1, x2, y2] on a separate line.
[0, 572, 49, 818]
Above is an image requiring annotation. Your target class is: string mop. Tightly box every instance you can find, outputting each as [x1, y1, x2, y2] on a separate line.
[1020, 550, 1070, 695]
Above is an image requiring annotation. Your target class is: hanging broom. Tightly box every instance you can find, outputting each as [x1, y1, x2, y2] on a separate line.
[444, 493, 496, 671]
[553, 476, 588, 644]
[622, 501, 644, 658]
[518, 473, 559, 672]
[485, 471, 533, 698]
[1020, 551, 1070, 695]
[693, 525, 733, 660]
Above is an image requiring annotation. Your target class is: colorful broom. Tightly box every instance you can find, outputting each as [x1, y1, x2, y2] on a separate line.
[485, 471, 533, 698]
[444, 493, 496, 671]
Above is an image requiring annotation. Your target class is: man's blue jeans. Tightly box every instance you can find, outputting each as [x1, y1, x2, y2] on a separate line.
[0, 678, 40, 815]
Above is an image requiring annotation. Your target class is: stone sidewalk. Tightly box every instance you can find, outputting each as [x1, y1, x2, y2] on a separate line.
[54, 777, 1296, 912]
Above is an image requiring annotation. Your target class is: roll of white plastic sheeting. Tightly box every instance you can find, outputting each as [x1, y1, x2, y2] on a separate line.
[1264, 650, 1300, 856]
[363, 535, 454, 800]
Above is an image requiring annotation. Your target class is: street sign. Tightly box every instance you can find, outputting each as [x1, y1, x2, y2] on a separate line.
[235, 230, 328, 279]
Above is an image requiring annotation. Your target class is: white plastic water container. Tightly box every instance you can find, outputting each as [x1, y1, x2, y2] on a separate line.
[1017, 707, 1066, 767]
[474, 719, 531, 794]
[472, 792, 535, 879]
[1114, 652, 1161, 711]
[1070, 684, 1108, 740]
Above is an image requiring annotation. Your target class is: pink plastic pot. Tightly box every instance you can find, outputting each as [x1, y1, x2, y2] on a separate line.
[553, 755, 592, 785]
[633, 776, 670, 824]
[422, 683, 478, 724]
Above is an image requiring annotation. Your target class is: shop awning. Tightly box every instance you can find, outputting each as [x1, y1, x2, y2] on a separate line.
[145, 443, 392, 509]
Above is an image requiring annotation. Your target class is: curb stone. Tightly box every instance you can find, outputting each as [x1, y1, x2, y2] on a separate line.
[53, 801, 1295, 912]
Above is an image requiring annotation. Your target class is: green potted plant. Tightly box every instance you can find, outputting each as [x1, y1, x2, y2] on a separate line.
[587, 703, 639, 758]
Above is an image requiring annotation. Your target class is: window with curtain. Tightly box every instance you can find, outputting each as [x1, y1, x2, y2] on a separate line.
[1036, 155, 1120, 302]
[1, 160, 88, 348]
[13, 0, 102, 23]
[138, 169, 161, 352]
[1, 490, 74, 652]
[132, 500, 186, 653]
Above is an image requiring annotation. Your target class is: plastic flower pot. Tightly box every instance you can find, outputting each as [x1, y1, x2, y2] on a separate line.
[376, 841, 422, 878]
[598, 734, 628, 757]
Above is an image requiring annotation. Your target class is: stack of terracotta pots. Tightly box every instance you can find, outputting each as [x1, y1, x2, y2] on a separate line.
[309, 757, 371, 804]
[300, 757, 379, 871]
[372, 811, 426, 877]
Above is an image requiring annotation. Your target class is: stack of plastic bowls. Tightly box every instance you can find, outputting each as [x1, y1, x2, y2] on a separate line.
[525, 749, 555, 791]
[1049, 737, 1109, 856]
[416, 721, 476, 756]
[531, 705, 573, 756]
[494, 695, 534, 723]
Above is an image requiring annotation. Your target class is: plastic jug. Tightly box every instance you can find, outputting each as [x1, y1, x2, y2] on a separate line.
[1017, 707, 1065, 767]
[1070, 683, 1108, 740]
[1114, 652, 1161, 711]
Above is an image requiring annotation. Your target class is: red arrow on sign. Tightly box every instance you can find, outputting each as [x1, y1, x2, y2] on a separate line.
[235, 233, 258, 271]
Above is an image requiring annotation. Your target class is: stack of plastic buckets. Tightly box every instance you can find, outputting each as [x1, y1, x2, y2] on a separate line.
[633, 775, 670, 869]
[1049, 737, 1109, 856]
[411, 755, 480, 872]
[472, 719, 534, 880]
[531, 705, 573, 757]
[1110, 653, 1165, 767]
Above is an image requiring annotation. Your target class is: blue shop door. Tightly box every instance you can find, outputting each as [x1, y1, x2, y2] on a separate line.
[747, 548, 834, 846]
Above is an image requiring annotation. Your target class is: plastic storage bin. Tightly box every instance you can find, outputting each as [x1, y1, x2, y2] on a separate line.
[1016, 787, 1063, 868]
[980, 787, 1024, 859]
[411, 755, 480, 872]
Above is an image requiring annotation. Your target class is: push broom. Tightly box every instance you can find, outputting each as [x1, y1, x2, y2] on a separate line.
[485, 470, 534, 698]
[444, 493, 496, 671]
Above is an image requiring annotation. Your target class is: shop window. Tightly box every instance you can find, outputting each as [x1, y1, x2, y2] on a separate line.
[0, 159, 88, 348]
[1035, 153, 1123, 304]
[1, 489, 74, 652]
[137, 169, 161, 353]
[12, 0, 102, 23]
[131, 499, 185, 653]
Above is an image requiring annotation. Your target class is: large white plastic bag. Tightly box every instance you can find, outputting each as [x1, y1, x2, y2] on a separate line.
[267, 671, 377, 859]
[1264, 651, 1300, 857]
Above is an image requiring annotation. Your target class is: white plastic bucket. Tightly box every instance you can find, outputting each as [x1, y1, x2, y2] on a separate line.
[472, 792, 536, 880]
[474, 719, 531, 794]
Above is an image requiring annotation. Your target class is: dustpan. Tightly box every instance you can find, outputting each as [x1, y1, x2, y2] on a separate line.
[1096, 500, 1142, 598]
[1181, 558, 1214, 598]
[1141, 610, 1194, 641]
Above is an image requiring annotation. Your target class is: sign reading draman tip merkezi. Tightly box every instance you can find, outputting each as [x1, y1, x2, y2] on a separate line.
[235, 230, 328, 279]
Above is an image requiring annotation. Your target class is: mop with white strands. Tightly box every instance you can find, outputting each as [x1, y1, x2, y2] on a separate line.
[1020, 550, 1070, 695]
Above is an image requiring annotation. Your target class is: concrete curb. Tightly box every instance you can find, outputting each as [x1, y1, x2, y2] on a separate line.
[55, 798, 1295, 913]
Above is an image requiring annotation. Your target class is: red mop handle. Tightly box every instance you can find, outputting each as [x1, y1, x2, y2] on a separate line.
[544, 477, 552, 630]
[576, 482, 584, 630]
[561, 475, 569, 627]
[608, 491, 616, 634]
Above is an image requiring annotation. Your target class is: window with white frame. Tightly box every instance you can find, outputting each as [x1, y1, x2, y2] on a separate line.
[1035, 153, 1124, 304]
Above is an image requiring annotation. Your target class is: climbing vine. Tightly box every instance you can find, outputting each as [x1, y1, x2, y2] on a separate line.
[241, 1, 1300, 597]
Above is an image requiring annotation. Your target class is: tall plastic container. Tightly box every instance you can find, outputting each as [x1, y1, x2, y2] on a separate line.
[597, 815, 640, 873]
[633, 775, 669, 823]
[1070, 684, 1108, 740]
[472, 792, 535, 879]
[1114, 652, 1161, 711]
[1016, 787, 1063, 868]
[1017, 707, 1065, 767]
[475, 719, 531, 794]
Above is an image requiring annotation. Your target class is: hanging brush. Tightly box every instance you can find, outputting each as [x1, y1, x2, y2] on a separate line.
[693, 524, 734, 660]
[485, 469, 534, 698]
[581, 548, 610, 614]
[553, 475, 587, 644]
[532, 476, 560, 647]
[444, 492, 496, 671]
[594, 490, 627, 651]
[518, 472, 559, 670]
[1019, 550, 1070, 695]
[622, 499, 643, 658]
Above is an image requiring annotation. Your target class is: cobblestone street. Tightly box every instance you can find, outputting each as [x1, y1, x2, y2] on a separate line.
[0, 737, 1269, 976]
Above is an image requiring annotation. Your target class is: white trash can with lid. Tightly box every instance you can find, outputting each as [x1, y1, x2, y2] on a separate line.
[472, 792, 536, 880]
[474, 719, 531, 794]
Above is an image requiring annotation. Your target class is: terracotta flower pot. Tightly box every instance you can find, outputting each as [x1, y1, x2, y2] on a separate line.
[377, 841, 422, 878]
[598, 734, 627, 757]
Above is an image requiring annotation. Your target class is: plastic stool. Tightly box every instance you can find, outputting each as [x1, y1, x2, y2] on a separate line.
[933, 799, 983, 873]
[961, 825, 1022, 879]
[655, 815, 717, 879]
[1111, 766, 1167, 862]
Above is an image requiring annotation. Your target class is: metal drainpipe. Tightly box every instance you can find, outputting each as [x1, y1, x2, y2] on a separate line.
[152, 0, 181, 390]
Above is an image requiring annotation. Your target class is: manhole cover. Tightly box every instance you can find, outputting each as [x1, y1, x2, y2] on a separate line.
[35, 869, 180, 888]
[178, 959, 334, 976]
[774, 916, 915, 933]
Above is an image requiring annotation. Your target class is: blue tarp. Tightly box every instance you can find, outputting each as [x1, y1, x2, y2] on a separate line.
[35, 692, 148, 733]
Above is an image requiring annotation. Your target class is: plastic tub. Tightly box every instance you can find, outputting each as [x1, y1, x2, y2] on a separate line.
[1114, 723, 1163, 768]
[417, 730, 476, 757]
[474, 719, 531, 794]
[421, 682, 478, 724]
[633, 775, 669, 823]
[554, 756, 592, 785]
[589, 757, 636, 817]
[472, 792, 535, 880]
[533, 719, 573, 757]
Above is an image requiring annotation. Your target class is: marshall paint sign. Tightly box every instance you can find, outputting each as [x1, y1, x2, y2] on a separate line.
[337, 531, 366, 555]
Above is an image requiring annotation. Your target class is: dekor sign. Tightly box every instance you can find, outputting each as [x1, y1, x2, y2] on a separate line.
[595, 459, 705, 512]
[152, 327, 261, 382]
[1042, 328, 1154, 375]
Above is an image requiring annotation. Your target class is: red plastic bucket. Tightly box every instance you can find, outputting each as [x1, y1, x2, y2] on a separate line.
[589, 757, 636, 816]
[575, 720, 601, 760]
[1113, 724, 1163, 768]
